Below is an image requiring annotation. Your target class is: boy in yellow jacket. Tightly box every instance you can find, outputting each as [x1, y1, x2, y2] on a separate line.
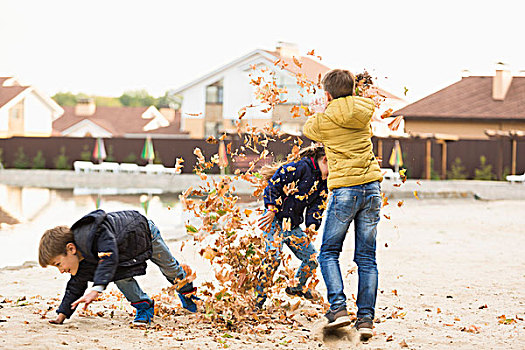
[303, 69, 383, 340]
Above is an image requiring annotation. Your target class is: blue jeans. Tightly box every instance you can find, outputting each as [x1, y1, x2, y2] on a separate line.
[115, 220, 186, 303]
[256, 216, 318, 299]
[319, 181, 381, 319]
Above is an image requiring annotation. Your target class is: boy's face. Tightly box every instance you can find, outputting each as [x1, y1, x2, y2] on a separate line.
[49, 243, 80, 275]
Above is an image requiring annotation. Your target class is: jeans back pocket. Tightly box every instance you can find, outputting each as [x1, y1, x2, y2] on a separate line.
[334, 191, 358, 223]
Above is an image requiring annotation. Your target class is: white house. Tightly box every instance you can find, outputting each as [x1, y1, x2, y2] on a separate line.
[0, 77, 64, 138]
[173, 42, 406, 139]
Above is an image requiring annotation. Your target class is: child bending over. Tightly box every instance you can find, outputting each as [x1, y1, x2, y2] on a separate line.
[39, 209, 199, 325]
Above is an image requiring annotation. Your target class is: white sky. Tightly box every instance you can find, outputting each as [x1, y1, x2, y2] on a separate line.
[1, 0, 523, 103]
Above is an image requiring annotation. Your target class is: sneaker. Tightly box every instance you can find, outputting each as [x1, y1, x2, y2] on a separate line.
[131, 299, 154, 325]
[323, 305, 352, 329]
[177, 283, 200, 313]
[285, 286, 314, 300]
[354, 317, 374, 340]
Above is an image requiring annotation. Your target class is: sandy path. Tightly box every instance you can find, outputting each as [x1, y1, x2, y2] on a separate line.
[1, 198, 524, 349]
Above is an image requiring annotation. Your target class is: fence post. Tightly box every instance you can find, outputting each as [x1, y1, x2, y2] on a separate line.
[425, 139, 431, 180]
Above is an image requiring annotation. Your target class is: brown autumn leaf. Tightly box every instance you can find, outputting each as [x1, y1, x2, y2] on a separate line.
[381, 108, 393, 119]
[175, 158, 184, 173]
[206, 136, 218, 144]
[292, 56, 302, 68]
[399, 339, 409, 348]
[388, 115, 404, 131]
[382, 193, 389, 207]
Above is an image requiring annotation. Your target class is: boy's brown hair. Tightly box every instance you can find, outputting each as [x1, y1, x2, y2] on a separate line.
[260, 144, 326, 181]
[322, 69, 355, 99]
[38, 226, 75, 267]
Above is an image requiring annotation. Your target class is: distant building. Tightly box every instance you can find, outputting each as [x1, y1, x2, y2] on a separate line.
[393, 65, 525, 139]
[0, 77, 64, 138]
[173, 42, 404, 138]
[53, 98, 188, 138]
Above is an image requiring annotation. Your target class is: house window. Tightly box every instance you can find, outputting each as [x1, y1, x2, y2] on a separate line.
[205, 121, 220, 138]
[206, 83, 223, 104]
[9, 102, 24, 119]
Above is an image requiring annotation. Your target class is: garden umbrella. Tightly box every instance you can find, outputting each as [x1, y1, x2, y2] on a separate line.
[93, 138, 107, 164]
[141, 136, 155, 164]
[389, 140, 403, 173]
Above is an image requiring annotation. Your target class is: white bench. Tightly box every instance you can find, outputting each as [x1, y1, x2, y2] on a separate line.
[98, 162, 120, 173]
[73, 161, 95, 173]
[141, 164, 166, 175]
[139, 164, 179, 175]
[506, 173, 525, 183]
[119, 163, 140, 173]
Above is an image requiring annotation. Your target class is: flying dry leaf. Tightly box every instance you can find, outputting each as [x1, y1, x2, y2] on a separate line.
[382, 194, 389, 207]
[292, 56, 302, 68]
[238, 107, 247, 119]
[397, 200, 404, 207]
[98, 252, 112, 258]
[414, 191, 419, 200]
[282, 217, 291, 231]
[381, 108, 393, 119]
[175, 158, 184, 173]
[194, 148, 205, 164]
[388, 115, 404, 131]
[206, 136, 218, 144]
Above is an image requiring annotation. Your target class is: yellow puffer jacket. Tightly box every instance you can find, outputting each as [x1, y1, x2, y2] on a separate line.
[303, 95, 383, 190]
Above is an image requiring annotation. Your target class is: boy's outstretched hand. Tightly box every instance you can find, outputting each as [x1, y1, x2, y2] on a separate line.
[309, 97, 327, 114]
[49, 313, 66, 325]
[259, 209, 276, 232]
[71, 290, 99, 310]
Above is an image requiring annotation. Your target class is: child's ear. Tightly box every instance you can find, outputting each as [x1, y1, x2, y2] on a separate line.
[325, 91, 333, 102]
[66, 242, 77, 255]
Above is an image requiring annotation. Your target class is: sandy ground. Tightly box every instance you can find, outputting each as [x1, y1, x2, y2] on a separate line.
[1, 198, 524, 349]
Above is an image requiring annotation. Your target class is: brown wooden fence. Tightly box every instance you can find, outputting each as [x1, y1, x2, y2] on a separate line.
[0, 136, 523, 179]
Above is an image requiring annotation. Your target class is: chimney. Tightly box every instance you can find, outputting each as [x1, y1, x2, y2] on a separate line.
[461, 69, 471, 78]
[75, 98, 96, 116]
[492, 63, 513, 101]
[276, 41, 300, 58]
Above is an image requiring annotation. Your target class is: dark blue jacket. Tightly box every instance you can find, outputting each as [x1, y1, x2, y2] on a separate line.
[57, 210, 152, 317]
[263, 156, 328, 230]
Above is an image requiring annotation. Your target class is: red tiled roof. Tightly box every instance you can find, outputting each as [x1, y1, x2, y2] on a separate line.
[393, 76, 525, 120]
[0, 86, 29, 108]
[54, 106, 186, 136]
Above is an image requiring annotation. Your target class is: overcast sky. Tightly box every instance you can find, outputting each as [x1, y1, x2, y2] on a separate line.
[1, 0, 523, 103]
